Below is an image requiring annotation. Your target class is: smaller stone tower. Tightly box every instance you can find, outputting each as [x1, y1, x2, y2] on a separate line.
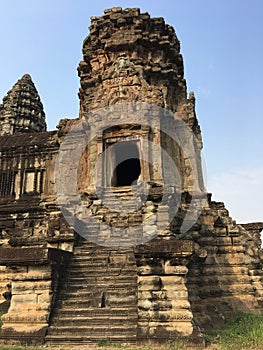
[0, 74, 46, 135]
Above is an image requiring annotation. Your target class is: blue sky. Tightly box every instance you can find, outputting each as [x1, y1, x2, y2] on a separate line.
[0, 0, 262, 223]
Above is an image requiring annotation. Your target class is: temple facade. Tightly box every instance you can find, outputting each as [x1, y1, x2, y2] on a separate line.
[0, 7, 262, 345]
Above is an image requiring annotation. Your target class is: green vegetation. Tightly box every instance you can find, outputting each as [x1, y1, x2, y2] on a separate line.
[206, 312, 263, 350]
[0, 348, 44, 350]
[97, 339, 111, 347]
[97, 340, 195, 350]
[0, 348, 43, 350]
[97, 342, 188, 349]
[0, 311, 6, 328]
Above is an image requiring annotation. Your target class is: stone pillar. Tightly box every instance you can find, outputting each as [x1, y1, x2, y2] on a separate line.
[135, 240, 195, 341]
[0, 247, 71, 344]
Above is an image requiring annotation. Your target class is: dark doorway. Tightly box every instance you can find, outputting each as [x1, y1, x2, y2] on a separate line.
[111, 141, 141, 187]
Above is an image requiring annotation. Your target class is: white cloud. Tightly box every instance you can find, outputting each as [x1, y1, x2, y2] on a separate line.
[207, 167, 263, 223]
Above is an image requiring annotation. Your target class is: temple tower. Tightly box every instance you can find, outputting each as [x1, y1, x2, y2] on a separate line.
[0, 7, 262, 346]
[71, 7, 207, 338]
[0, 74, 46, 135]
[77, 7, 204, 196]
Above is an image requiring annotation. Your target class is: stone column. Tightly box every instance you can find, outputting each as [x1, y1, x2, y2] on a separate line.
[0, 247, 72, 344]
[135, 240, 196, 341]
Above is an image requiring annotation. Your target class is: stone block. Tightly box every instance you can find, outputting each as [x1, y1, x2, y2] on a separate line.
[28, 265, 51, 275]
[138, 264, 164, 275]
[138, 291, 152, 299]
[164, 263, 188, 275]
[37, 293, 52, 304]
[12, 281, 52, 294]
[161, 275, 186, 286]
[11, 293, 38, 307]
[138, 299, 152, 310]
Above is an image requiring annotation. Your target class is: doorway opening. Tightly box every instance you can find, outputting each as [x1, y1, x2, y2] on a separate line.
[110, 141, 141, 187]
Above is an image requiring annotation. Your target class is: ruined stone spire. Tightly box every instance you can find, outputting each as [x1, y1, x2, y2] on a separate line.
[0, 74, 47, 135]
[78, 7, 187, 116]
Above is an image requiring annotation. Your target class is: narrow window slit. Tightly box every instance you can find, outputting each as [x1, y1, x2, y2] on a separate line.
[100, 291, 106, 308]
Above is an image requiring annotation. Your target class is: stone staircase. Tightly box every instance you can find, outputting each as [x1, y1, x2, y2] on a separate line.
[46, 239, 138, 345]
[76, 186, 145, 248]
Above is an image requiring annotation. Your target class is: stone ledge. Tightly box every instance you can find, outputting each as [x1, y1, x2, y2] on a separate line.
[135, 240, 194, 257]
[241, 222, 263, 232]
[0, 247, 72, 265]
[0, 325, 47, 345]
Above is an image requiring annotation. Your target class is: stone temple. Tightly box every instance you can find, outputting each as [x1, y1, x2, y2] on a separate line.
[0, 7, 262, 346]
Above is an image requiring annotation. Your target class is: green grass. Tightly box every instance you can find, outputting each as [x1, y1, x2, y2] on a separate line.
[0, 311, 6, 328]
[96, 337, 196, 350]
[0, 342, 198, 350]
[206, 312, 263, 349]
[0, 348, 44, 350]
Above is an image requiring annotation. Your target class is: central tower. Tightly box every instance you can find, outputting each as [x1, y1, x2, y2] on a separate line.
[77, 6, 204, 197]
[68, 7, 208, 339]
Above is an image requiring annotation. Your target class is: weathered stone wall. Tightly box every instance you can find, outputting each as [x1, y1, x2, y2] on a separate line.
[0, 129, 75, 343]
[78, 7, 185, 114]
[184, 199, 263, 330]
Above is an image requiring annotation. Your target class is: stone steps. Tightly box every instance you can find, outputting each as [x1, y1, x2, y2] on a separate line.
[51, 314, 138, 325]
[67, 267, 133, 273]
[53, 307, 137, 317]
[58, 287, 137, 296]
[74, 189, 143, 244]
[46, 236, 138, 345]
[56, 297, 137, 308]
[64, 272, 137, 280]
[46, 334, 136, 345]
[62, 278, 137, 286]
[71, 255, 136, 262]
[48, 325, 136, 334]
[95, 187, 144, 215]
[67, 269, 137, 277]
